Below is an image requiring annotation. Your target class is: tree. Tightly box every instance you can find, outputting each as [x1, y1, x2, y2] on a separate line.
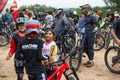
[103, 0, 120, 12]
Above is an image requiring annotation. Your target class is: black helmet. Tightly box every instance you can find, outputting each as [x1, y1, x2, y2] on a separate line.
[55, 10, 63, 16]
[80, 4, 91, 10]
[16, 17, 26, 24]
[16, 17, 26, 29]
[46, 10, 52, 14]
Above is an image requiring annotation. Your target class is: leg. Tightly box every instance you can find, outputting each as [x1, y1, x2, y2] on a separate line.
[86, 33, 95, 67]
[28, 74, 35, 80]
[17, 73, 23, 80]
[16, 67, 24, 80]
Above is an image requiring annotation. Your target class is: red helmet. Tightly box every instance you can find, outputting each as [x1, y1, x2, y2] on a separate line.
[24, 20, 40, 35]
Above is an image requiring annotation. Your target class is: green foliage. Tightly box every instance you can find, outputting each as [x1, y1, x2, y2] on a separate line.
[19, 4, 54, 13]
[103, 0, 120, 12]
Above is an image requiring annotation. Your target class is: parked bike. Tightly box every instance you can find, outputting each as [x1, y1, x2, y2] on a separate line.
[104, 46, 120, 74]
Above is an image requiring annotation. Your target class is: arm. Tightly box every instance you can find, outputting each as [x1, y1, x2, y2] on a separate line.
[49, 44, 57, 62]
[111, 28, 120, 45]
[38, 41, 48, 60]
[92, 15, 99, 30]
[6, 38, 16, 60]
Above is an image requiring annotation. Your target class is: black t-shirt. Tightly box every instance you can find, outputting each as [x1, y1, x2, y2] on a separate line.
[113, 18, 120, 39]
[16, 38, 47, 74]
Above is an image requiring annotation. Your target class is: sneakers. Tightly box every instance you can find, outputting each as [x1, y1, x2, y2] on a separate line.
[83, 61, 94, 67]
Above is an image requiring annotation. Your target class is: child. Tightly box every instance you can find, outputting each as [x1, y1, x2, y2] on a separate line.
[15, 20, 48, 80]
[6, 17, 26, 80]
[42, 29, 58, 78]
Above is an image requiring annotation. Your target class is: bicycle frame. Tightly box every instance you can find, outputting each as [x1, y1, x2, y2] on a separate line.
[47, 62, 69, 80]
[47, 53, 79, 80]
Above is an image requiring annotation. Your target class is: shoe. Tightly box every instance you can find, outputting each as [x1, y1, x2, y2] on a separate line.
[86, 61, 94, 67]
[83, 61, 90, 65]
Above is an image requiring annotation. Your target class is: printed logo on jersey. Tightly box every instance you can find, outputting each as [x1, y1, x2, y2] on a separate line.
[22, 44, 38, 50]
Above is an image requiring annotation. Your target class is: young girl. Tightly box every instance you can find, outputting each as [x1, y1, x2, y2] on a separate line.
[42, 29, 58, 78]
[15, 20, 48, 80]
[6, 17, 26, 80]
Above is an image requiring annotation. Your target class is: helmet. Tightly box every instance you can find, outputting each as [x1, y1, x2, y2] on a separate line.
[65, 13, 70, 17]
[24, 20, 40, 35]
[46, 10, 52, 14]
[73, 11, 77, 15]
[55, 10, 63, 17]
[16, 17, 26, 29]
[16, 17, 26, 25]
[80, 4, 91, 10]
[80, 4, 91, 16]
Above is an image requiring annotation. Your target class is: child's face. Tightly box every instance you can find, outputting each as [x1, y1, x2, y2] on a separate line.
[45, 31, 54, 41]
[18, 24, 25, 32]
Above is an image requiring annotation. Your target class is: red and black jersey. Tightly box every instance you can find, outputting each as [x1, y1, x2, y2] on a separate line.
[8, 33, 25, 57]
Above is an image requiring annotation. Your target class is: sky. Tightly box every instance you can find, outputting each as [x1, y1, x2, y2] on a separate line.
[16, 0, 106, 8]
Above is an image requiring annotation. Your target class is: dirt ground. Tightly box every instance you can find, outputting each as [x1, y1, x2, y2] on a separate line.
[0, 44, 120, 80]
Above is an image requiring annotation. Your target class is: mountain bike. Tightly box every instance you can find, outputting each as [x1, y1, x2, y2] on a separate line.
[69, 29, 105, 71]
[47, 50, 79, 80]
[0, 20, 13, 39]
[93, 31, 105, 51]
[104, 46, 120, 74]
[56, 30, 76, 59]
[69, 28, 84, 71]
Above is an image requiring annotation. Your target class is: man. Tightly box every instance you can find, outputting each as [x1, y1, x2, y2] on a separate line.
[80, 4, 98, 67]
[2, 8, 13, 26]
[52, 10, 69, 36]
[111, 17, 120, 45]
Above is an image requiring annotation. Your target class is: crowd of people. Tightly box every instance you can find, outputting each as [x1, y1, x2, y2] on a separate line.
[1, 4, 120, 80]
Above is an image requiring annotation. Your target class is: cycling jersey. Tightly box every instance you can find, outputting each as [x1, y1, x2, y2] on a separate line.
[43, 41, 58, 62]
[16, 38, 47, 75]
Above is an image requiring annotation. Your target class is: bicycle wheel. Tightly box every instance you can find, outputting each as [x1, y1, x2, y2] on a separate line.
[0, 32, 9, 47]
[69, 46, 82, 71]
[104, 46, 120, 74]
[94, 34, 105, 51]
[68, 76, 76, 80]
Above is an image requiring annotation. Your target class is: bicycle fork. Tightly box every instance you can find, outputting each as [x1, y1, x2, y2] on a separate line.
[63, 67, 79, 80]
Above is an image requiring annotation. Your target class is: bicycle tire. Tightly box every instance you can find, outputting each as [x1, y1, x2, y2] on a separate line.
[68, 76, 75, 80]
[0, 32, 9, 47]
[69, 46, 82, 71]
[94, 34, 105, 51]
[104, 46, 120, 74]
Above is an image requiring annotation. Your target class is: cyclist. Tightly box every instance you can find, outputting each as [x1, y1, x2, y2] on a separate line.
[111, 17, 120, 45]
[15, 20, 48, 80]
[6, 17, 26, 80]
[65, 13, 74, 28]
[80, 4, 98, 67]
[2, 8, 14, 31]
[27, 10, 34, 20]
[52, 10, 69, 37]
